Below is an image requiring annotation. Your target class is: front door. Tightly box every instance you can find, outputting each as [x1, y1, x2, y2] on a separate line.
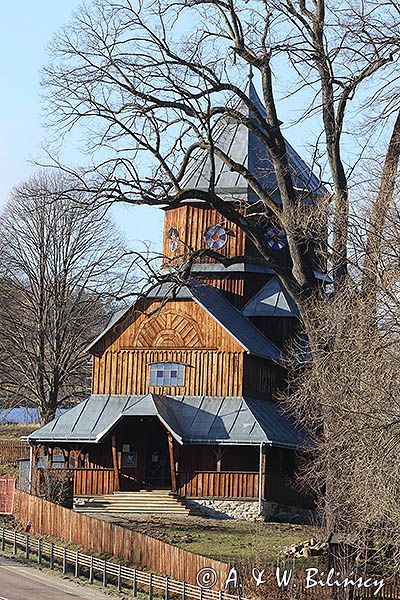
[144, 435, 171, 489]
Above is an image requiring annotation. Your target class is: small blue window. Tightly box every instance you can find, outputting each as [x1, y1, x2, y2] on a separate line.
[150, 362, 185, 387]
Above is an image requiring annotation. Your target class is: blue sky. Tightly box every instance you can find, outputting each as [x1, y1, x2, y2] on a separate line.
[0, 1, 164, 250]
[0, 2, 333, 254]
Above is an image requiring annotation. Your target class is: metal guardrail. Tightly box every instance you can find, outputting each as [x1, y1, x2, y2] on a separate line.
[0, 527, 245, 600]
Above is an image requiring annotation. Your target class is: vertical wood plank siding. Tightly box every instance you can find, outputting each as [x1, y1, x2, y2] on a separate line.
[92, 349, 243, 396]
[177, 471, 259, 499]
[163, 205, 247, 264]
[0, 440, 30, 465]
[13, 490, 231, 586]
[91, 299, 246, 396]
[72, 469, 118, 496]
[37, 469, 118, 496]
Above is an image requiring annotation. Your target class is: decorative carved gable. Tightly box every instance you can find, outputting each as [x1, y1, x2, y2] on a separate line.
[134, 310, 204, 348]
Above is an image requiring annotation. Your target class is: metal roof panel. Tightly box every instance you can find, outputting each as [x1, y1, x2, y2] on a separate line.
[182, 81, 327, 200]
[189, 281, 282, 360]
[242, 277, 299, 318]
[28, 395, 307, 449]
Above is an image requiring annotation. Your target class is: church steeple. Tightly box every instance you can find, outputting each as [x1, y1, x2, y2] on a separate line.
[162, 79, 326, 307]
[179, 78, 324, 202]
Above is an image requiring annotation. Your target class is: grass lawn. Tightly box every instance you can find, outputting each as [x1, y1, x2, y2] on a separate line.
[106, 515, 324, 566]
[0, 423, 40, 439]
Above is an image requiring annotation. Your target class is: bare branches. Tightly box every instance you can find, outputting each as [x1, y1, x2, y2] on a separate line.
[41, 0, 400, 312]
[0, 171, 130, 423]
[362, 110, 400, 298]
[33, 0, 400, 566]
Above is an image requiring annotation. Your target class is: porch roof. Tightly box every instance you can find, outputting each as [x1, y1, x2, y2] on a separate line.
[28, 394, 307, 450]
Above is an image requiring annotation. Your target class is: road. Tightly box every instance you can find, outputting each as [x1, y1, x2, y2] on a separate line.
[0, 555, 110, 599]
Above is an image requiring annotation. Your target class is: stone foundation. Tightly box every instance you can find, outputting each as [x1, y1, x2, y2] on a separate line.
[186, 498, 260, 520]
[185, 498, 315, 522]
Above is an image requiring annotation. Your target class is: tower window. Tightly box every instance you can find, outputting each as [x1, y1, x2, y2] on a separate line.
[149, 362, 185, 387]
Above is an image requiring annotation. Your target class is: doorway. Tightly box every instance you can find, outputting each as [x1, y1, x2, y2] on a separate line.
[116, 417, 172, 490]
[144, 433, 171, 488]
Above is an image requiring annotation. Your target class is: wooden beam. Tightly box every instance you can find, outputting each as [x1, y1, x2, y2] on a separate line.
[111, 435, 120, 492]
[47, 446, 53, 468]
[167, 433, 177, 494]
[29, 445, 38, 495]
[261, 444, 267, 500]
[73, 449, 80, 468]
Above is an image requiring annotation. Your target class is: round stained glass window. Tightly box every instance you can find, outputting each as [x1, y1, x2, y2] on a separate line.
[167, 227, 180, 253]
[266, 226, 286, 250]
[204, 225, 228, 250]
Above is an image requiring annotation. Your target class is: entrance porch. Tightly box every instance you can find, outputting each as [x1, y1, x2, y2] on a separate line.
[27, 394, 313, 517]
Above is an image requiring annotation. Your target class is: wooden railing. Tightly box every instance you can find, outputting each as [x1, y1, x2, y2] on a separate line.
[72, 468, 118, 496]
[38, 468, 118, 496]
[177, 471, 259, 499]
[0, 526, 245, 600]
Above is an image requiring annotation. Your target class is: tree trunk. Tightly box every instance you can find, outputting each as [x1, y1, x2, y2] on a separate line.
[362, 110, 400, 299]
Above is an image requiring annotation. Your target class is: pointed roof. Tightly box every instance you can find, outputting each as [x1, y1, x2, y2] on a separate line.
[242, 277, 299, 318]
[86, 279, 282, 361]
[181, 80, 326, 202]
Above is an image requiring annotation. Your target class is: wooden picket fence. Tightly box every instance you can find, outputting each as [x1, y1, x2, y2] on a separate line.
[12, 490, 231, 588]
[0, 526, 245, 600]
[0, 440, 29, 465]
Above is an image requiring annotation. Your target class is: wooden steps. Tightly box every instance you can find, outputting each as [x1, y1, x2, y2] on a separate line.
[73, 490, 193, 517]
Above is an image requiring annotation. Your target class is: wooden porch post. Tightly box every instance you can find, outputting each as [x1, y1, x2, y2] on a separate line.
[259, 443, 267, 515]
[32, 445, 40, 495]
[111, 435, 120, 492]
[47, 446, 53, 468]
[73, 449, 80, 468]
[167, 433, 177, 494]
[62, 449, 70, 468]
[29, 445, 38, 495]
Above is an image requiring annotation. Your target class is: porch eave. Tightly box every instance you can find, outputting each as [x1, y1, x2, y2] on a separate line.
[181, 439, 304, 450]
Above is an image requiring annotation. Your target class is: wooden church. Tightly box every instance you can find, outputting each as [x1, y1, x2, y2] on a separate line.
[27, 79, 324, 519]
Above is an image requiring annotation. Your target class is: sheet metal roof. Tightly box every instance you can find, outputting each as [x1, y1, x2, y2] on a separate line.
[87, 280, 281, 360]
[85, 308, 129, 353]
[28, 394, 307, 449]
[181, 80, 326, 202]
[242, 277, 299, 318]
[189, 281, 281, 360]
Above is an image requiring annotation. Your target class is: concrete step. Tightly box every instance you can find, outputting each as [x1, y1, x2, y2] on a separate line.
[73, 490, 192, 517]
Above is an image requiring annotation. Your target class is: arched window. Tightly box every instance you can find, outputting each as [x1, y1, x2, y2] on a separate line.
[149, 362, 185, 387]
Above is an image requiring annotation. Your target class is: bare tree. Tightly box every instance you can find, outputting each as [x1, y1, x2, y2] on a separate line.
[0, 171, 128, 424]
[41, 0, 400, 315]
[40, 0, 400, 564]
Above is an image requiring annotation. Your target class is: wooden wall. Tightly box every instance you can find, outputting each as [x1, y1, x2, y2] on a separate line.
[163, 205, 249, 264]
[199, 274, 270, 309]
[248, 317, 300, 350]
[0, 440, 30, 465]
[265, 447, 315, 508]
[242, 355, 285, 400]
[181, 445, 259, 472]
[200, 276, 245, 308]
[92, 299, 244, 397]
